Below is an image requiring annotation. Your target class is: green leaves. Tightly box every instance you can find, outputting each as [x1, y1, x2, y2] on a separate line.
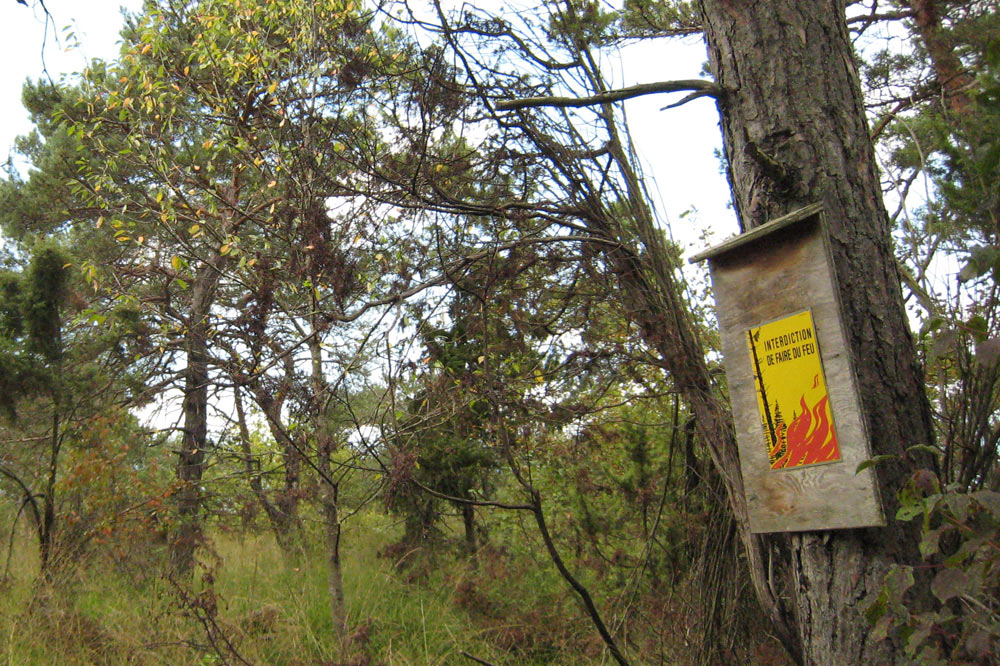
[24, 245, 71, 362]
[855, 454, 896, 475]
[0, 272, 24, 339]
[958, 245, 1000, 283]
[930, 567, 969, 604]
[869, 485, 1000, 661]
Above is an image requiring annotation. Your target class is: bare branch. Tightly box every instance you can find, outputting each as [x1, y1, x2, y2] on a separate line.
[847, 10, 913, 25]
[410, 478, 534, 512]
[495, 79, 722, 111]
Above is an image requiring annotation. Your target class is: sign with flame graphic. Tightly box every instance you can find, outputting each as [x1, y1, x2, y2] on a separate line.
[690, 204, 884, 533]
[747, 310, 841, 470]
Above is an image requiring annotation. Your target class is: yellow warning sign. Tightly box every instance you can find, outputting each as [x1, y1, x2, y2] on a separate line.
[747, 310, 841, 470]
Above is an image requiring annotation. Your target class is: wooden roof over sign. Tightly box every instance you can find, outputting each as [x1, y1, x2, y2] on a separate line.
[688, 202, 824, 265]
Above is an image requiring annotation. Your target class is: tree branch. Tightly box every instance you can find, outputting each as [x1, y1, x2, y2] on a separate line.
[410, 478, 534, 512]
[461, 652, 498, 666]
[495, 80, 722, 111]
[529, 489, 631, 666]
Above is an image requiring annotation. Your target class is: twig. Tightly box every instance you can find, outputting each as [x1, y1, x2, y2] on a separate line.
[166, 574, 255, 666]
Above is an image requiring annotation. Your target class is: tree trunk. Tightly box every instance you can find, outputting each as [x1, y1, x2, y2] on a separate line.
[698, 1, 937, 662]
[171, 262, 219, 577]
[460, 501, 477, 558]
[171, 293, 208, 575]
[249, 357, 307, 551]
[308, 324, 347, 637]
[38, 407, 60, 576]
[903, 0, 974, 114]
[274, 436, 303, 549]
[234, 385, 302, 554]
[319, 467, 346, 636]
[170, 180, 241, 577]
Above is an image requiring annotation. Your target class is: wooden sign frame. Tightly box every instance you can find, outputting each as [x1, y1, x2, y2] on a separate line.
[690, 204, 884, 533]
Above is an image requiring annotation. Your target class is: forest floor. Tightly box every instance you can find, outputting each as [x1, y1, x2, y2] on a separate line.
[0, 512, 631, 665]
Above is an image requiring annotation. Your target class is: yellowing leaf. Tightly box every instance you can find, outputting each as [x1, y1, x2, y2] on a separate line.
[267, 81, 277, 95]
[220, 244, 231, 255]
[188, 224, 201, 235]
[267, 180, 277, 188]
[141, 43, 152, 55]
[96, 216, 104, 229]
[202, 138, 214, 150]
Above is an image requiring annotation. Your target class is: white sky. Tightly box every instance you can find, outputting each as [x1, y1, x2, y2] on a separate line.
[1, 1, 144, 162]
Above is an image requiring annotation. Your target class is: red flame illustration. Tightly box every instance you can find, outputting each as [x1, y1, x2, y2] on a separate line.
[769, 395, 840, 469]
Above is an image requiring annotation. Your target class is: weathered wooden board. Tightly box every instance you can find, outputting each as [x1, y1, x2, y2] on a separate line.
[691, 204, 884, 533]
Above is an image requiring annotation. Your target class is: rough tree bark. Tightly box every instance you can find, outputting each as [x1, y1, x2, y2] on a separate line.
[308, 313, 347, 637]
[698, 1, 937, 663]
[171, 261, 216, 577]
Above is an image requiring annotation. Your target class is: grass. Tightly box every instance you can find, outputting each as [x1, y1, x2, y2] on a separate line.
[0, 511, 602, 666]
